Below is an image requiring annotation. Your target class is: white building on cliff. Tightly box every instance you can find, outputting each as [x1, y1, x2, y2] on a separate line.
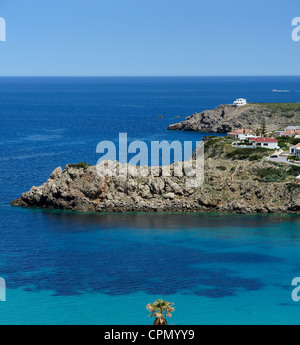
[233, 98, 247, 107]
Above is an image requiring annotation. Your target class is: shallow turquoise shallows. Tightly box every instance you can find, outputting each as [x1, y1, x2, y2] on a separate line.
[1, 77, 300, 324]
[1, 210, 300, 325]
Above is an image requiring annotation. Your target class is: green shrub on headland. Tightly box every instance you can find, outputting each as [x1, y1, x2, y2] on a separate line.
[254, 164, 300, 182]
[254, 168, 288, 182]
[67, 162, 92, 170]
[287, 165, 300, 176]
[226, 147, 272, 160]
[249, 155, 261, 161]
[259, 103, 300, 117]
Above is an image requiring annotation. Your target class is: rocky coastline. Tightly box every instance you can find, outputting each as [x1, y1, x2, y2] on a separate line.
[167, 103, 300, 133]
[11, 139, 300, 214]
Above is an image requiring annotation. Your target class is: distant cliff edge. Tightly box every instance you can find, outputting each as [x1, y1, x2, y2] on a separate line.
[167, 103, 300, 133]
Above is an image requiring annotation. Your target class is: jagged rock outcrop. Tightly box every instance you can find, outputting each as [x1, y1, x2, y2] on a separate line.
[168, 103, 300, 133]
[11, 157, 300, 214]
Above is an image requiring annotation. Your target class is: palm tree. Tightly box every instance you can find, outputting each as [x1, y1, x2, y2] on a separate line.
[146, 299, 175, 325]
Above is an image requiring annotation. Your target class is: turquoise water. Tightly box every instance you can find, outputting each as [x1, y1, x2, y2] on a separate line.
[1, 77, 300, 324]
[1, 209, 300, 325]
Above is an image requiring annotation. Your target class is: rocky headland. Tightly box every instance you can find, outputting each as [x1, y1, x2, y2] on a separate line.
[167, 103, 300, 133]
[11, 137, 300, 214]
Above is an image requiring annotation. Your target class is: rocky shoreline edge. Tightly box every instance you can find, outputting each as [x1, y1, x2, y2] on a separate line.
[11, 144, 300, 214]
[167, 103, 300, 133]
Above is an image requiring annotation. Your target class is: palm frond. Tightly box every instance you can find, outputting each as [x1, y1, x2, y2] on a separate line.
[146, 299, 175, 319]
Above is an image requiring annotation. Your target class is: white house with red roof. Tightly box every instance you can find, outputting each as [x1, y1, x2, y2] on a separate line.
[280, 126, 300, 137]
[290, 143, 300, 158]
[249, 137, 279, 150]
[280, 129, 300, 137]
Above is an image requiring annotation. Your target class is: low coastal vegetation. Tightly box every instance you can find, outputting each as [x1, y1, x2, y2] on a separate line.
[254, 167, 289, 183]
[203, 136, 300, 182]
[204, 136, 274, 161]
[67, 162, 92, 170]
[277, 136, 300, 149]
[257, 103, 300, 117]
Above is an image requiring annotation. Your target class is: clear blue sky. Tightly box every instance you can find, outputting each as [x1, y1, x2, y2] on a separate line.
[0, 0, 299, 76]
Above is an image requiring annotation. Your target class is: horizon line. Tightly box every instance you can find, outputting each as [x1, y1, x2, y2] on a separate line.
[0, 75, 300, 78]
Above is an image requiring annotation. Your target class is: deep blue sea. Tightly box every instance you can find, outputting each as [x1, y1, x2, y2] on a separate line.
[1, 76, 300, 325]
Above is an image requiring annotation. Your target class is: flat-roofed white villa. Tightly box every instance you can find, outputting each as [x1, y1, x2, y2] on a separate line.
[233, 98, 247, 107]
